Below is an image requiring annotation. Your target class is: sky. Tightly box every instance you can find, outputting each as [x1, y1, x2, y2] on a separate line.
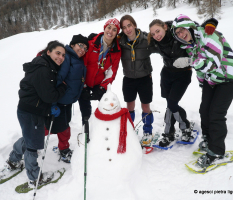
[0, 1, 233, 200]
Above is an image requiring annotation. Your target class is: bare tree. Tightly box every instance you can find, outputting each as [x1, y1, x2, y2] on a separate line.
[199, 0, 222, 19]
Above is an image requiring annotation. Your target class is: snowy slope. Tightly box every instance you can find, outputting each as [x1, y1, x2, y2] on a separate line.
[0, 3, 233, 200]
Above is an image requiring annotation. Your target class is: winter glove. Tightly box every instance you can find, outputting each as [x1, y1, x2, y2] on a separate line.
[202, 18, 218, 35]
[173, 57, 192, 68]
[90, 85, 106, 101]
[51, 105, 60, 117]
[80, 87, 91, 100]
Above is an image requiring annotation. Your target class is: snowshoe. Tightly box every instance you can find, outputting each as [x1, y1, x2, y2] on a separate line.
[0, 160, 24, 184]
[140, 133, 160, 154]
[185, 151, 233, 174]
[153, 133, 176, 150]
[15, 168, 65, 193]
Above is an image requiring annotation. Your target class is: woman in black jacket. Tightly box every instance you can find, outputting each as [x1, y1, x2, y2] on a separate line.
[148, 20, 192, 148]
[0, 41, 67, 187]
[148, 19, 217, 148]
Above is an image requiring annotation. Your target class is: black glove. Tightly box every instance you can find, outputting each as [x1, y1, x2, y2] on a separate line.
[80, 87, 91, 100]
[90, 86, 106, 101]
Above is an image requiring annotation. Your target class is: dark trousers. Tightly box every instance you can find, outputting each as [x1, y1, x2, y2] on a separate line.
[78, 98, 92, 125]
[9, 109, 45, 181]
[200, 80, 233, 155]
[160, 67, 192, 102]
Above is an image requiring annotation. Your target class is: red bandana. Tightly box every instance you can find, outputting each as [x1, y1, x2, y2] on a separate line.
[94, 108, 134, 154]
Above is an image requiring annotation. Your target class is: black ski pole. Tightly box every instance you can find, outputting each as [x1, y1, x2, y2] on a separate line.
[84, 117, 89, 200]
[33, 115, 55, 200]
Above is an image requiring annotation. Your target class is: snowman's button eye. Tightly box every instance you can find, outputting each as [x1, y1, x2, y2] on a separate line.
[104, 98, 108, 101]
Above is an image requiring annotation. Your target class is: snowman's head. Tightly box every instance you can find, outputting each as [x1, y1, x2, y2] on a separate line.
[98, 84, 121, 115]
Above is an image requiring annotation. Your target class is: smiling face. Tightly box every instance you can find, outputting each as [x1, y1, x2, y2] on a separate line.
[150, 24, 167, 42]
[175, 27, 192, 42]
[47, 46, 65, 65]
[71, 43, 87, 57]
[98, 85, 121, 115]
[122, 20, 136, 41]
[103, 24, 118, 45]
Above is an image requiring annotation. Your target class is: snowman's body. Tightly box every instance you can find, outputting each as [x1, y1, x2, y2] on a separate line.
[71, 85, 142, 199]
[88, 113, 142, 180]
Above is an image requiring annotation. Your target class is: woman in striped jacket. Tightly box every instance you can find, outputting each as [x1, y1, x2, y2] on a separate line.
[172, 14, 233, 168]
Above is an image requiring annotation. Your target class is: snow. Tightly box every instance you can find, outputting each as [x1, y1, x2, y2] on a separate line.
[1, 3, 233, 200]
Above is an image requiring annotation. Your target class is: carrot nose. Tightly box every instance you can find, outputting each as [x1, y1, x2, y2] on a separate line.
[110, 103, 114, 107]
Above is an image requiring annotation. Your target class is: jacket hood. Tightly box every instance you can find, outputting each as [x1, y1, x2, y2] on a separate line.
[23, 55, 58, 73]
[171, 14, 197, 45]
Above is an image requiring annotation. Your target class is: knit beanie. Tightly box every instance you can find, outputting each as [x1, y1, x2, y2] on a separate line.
[69, 34, 89, 49]
[104, 18, 120, 34]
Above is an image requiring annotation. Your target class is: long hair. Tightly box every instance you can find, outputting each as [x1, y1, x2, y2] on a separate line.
[37, 40, 65, 56]
[147, 19, 166, 44]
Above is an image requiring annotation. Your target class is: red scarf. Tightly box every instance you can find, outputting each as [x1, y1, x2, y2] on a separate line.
[94, 108, 134, 154]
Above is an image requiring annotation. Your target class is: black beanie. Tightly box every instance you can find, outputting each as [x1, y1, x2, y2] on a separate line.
[69, 34, 89, 49]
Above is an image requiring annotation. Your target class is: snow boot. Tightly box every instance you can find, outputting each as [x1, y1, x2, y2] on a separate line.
[129, 110, 135, 122]
[199, 135, 208, 151]
[141, 112, 154, 144]
[197, 152, 224, 168]
[0, 160, 24, 183]
[59, 148, 73, 163]
[158, 133, 175, 147]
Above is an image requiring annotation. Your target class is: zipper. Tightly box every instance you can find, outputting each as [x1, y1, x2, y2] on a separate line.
[36, 99, 40, 107]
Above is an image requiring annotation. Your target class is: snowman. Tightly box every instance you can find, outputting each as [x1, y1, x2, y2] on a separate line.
[71, 84, 142, 200]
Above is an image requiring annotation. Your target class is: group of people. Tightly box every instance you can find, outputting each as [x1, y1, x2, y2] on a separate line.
[2, 13, 233, 188]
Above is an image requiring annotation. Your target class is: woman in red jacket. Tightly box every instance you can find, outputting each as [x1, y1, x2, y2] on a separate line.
[79, 18, 121, 123]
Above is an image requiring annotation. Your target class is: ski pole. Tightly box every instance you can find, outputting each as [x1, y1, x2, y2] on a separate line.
[33, 115, 55, 200]
[134, 110, 160, 130]
[84, 117, 89, 200]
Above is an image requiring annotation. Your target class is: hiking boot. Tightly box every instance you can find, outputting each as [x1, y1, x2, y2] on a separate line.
[59, 148, 73, 163]
[197, 153, 224, 168]
[199, 135, 208, 151]
[0, 159, 24, 180]
[27, 171, 54, 189]
[141, 133, 153, 145]
[181, 128, 193, 142]
[158, 133, 175, 147]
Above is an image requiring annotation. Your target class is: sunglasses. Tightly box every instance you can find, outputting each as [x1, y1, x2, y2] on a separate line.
[78, 43, 88, 52]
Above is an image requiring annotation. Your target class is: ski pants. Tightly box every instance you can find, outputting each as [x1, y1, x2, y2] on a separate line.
[200, 80, 233, 155]
[9, 109, 45, 181]
[45, 126, 71, 151]
[160, 67, 192, 134]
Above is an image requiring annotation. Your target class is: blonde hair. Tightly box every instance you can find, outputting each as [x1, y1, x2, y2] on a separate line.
[147, 19, 166, 44]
